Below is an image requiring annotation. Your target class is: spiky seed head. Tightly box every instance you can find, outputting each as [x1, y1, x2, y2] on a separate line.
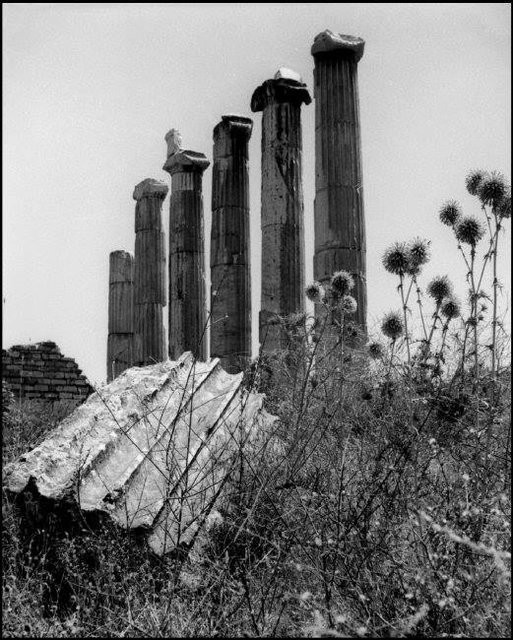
[465, 170, 486, 196]
[454, 215, 485, 246]
[478, 171, 508, 209]
[340, 295, 357, 315]
[382, 242, 410, 276]
[440, 297, 461, 320]
[498, 190, 511, 219]
[306, 281, 324, 303]
[381, 311, 404, 341]
[407, 237, 431, 275]
[368, 341, 385, 359]
[439, 200, 462, 226]
[330, 270, 354, 296]
[427, 275, 453, 304]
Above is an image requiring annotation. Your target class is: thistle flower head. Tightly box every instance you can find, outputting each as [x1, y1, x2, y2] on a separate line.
[330, 270, 354, 296]
[381, 311, 404, 341]
[440, 297, 461, 320]
[439, 200, 462, 226]
[382, 242, 410, 276]
[478, 171, 508, 209]
[368, 341, 385, 359]
[427, 275, 453, 305]
[406, 237, 431, 275]
[465, 170, 486, 196]
[306, 281, 324, 303]
[498, 190, 511, 219]
[340, 295, 357, 315]
[454, 215, 485, 246]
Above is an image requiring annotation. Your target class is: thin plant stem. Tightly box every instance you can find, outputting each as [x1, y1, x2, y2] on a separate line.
[399, 273, 411, 365]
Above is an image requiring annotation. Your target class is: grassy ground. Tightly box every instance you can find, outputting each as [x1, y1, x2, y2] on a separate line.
[2, 330, 511, 637]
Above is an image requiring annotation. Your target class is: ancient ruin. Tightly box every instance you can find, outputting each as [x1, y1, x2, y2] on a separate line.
[133, 178, 168, 366]
[107, 250, 134, 381]
[311, 30, 367, 329]
[251, 68, 311, 351]
[163, 130, 210, 361]
[2, 342, 92, 405]
[101, 30, 367, 378]
[4, 353, 278, 556]
[210, 115, 253, 373]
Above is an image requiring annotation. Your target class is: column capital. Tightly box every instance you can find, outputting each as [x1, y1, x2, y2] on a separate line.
[251, 71, 311, 113]
[311, 30, 365, 61]
[214, 114, 253, 141]
[133, 178, 168, 201]
[163, 149, 210, 176]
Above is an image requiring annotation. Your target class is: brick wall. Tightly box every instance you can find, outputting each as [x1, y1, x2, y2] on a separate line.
[2, 341, 93, 405]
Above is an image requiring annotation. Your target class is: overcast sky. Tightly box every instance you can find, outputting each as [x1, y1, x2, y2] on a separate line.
[3, 3, 511, 385]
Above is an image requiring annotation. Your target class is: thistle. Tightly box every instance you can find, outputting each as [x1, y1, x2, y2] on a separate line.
[465, 169, 486, 196]
[440, 297, 461, 320]
[340, 295, 357, 315]
[427, 275, 453, 304]
[454, 216, 485, 246]
[478, 171, 508, 210]
[331, 270, 354, 296]
[439, 200, 462, 226]
[368, 341, 384, 359]
[382, 242, 410, 276]
[381, 311, 404, 341]
[407, 237, 431, 275]
[497, 190, 511, 219]
[306, 281, 324, 303]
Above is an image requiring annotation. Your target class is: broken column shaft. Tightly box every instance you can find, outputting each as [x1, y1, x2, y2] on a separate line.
[312, 30, 367, 330]
[133, 179, 168, 366]
[163, 131, 210, 361]
[107, 250, 134, 381]
[210, 115, 253, 373]
[251, 69, 311, 352]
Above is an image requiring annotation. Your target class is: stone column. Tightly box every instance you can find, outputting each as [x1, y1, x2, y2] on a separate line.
[210, 115, 253, 373]
[133, 178, 168, 366]
[312, 30, 367, 330]
[251, 68, 311, 352]
[163, 130, 210, 361]
[107, 250, 134, 381]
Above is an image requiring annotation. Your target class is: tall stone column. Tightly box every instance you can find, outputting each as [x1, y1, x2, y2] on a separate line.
[210, 115, 253, 373]
[312, 30, 367, 330]
[251, 68, 311, 352]
[107, 250, 134, 382]
[133, 178, 168, 366]
[163, 130, 210, 361]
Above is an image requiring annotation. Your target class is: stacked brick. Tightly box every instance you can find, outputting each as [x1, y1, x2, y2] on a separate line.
[2, 341, 92, 404]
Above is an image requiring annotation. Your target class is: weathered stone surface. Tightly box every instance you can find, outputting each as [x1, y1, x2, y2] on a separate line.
[3, 352, 278, 556]
[251, 72, 310, 352]
[164, 136, 210, 361]
[312, 30, 367, 330]
[164, 128, 183, 158]
[2, 343, 93, 405]
[274, 67, 303, 83]
[133, 179, 168, 366]
[311, 29, 365, 60]
[107, 251, 134, 381]
[210, 114, 252, 373]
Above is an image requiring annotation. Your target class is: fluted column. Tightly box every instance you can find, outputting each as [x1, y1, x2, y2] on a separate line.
[251, 68, 311, 352]
[210, 115, 253, 373]
[163, 130, 210, 361]
[107, 250, 134, 381]
[133, 178, 168, 366]
[312, 30, 367, 330]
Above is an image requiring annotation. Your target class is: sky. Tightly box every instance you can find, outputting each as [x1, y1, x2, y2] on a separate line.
[3, 3, 511, 385]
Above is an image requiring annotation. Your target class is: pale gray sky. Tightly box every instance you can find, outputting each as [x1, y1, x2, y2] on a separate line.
[3, 3, 511, 384]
